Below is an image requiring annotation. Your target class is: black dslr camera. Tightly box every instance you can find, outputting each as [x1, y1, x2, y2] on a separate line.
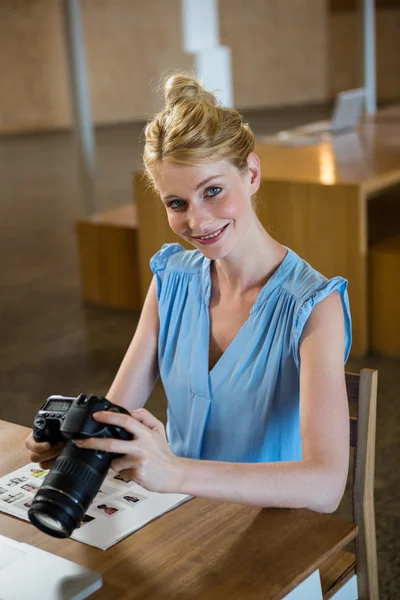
[28, 394, 132, 538]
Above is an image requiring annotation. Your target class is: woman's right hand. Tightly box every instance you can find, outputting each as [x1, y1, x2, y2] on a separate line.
[25, 432, 65, 470]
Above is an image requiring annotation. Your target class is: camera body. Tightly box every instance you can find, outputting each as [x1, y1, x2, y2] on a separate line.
[33, 393, 131, 447]
[29, 394, 132, 539]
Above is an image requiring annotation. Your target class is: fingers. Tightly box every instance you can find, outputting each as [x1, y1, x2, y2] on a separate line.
[111, 455, 139, 474]
[25, 433, 50, 453]
[92, 410, 150, 437]
[118, 469, 134, 482]
[30, 443, 64, 463]
[38, 458, 56, 470]
[26, 433, 65, 464]
[74, 409, 165, 455]
[74, 437, 137, 455]
[129, 408, 163, 431]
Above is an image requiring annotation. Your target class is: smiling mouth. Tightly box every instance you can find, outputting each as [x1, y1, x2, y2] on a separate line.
[192, 224, 229, 241]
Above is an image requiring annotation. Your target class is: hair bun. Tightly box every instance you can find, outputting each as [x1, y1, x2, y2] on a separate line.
[163, 73, 217, 111]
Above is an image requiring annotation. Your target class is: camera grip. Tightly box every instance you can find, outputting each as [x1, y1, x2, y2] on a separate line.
[104, 405, 133, 444]
[33, 416, 62, 445]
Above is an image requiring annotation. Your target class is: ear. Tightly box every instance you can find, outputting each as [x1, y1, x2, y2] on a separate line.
[246, 152, 261, 194]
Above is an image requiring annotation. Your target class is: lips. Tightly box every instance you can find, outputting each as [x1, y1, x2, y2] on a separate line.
[191, 224, 229, 245]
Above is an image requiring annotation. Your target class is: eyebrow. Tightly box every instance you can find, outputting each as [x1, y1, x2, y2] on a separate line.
[162, 174, 224, 202]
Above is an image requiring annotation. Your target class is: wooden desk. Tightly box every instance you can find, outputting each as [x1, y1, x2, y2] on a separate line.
[0, 420, 357, 600]
[135, 120, 400, 356]
[366, 104, 400, 123]
[76, 204, 141, 310]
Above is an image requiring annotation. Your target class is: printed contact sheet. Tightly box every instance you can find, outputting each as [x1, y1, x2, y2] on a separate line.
[0, 463, 190, 550]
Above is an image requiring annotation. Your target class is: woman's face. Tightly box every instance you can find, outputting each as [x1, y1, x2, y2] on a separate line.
[154, 153, 261, 260]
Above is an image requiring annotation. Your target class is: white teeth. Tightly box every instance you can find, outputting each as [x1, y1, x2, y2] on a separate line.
[197, 226, 225, 240]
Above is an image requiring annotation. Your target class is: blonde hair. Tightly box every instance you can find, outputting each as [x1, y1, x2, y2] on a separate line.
[143, 73, 255, 184]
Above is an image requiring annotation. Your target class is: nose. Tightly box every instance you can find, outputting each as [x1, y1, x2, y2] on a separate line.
[186, 203, 213, 233]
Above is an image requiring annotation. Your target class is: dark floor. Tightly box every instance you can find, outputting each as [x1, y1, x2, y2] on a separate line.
[0, 103, 399, 598]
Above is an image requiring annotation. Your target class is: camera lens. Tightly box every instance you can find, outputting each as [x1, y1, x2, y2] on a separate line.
[33, 514, 67, 536]
[28, 441, 111, 538]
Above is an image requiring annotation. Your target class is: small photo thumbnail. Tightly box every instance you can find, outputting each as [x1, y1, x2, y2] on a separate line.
[29, 468, 48, 479]
[77, 514, 96, 528]
[92, 502, 124, 518]
[115, 492, 148, 507]
[6, 476, 29, 487]
[21, 483, 40, 494]
[1, 491, 25, 504]
[112, 473, 133, 486]
[13, 497, 33, 511]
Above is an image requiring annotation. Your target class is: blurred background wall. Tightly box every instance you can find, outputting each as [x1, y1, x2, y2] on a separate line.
[0, 0, 399, 135]
[329, 0, 400, 100]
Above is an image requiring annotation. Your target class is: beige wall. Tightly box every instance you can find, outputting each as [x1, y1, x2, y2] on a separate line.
[0, 0, 191, 134]
[0, 1, 399, 135]
[81, 0, 191, 124]
[0, 0, 71, 133]
[219, 0, 328, 108]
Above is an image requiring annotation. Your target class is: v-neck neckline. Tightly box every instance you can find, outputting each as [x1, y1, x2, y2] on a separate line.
[202, 247, 295, 376]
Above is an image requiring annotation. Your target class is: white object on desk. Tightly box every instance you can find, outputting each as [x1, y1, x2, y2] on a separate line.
[329, 574, 358, 600]
[292, 88, 366, 136]
[282, 569, 322, 600]
[0, 535, 102, 600]
[260, 88, 367, 147]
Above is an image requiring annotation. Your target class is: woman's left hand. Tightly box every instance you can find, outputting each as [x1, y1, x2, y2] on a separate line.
[74, 408, 182, 493]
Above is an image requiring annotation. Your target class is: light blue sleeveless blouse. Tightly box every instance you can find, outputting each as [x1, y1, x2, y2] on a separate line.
[150, 244, 352, 464]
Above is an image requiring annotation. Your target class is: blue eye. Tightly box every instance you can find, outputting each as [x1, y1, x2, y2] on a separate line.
[167, 199, 186, 209]
[206, 186, 222, 197]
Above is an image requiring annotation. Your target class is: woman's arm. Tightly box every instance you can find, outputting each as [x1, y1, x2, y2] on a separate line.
[173, 291, 350, 513]
[26, 277, 160, 466]
[106, 276, 160, 410]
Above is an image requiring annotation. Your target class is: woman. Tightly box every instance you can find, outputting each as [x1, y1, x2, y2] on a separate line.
[26, 73, 351, 513]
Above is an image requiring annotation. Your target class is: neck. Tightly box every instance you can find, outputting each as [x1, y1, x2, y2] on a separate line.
[212, 216, 287, 296]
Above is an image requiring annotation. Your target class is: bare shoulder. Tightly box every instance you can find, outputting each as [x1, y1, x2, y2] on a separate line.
[299, 291, 345, 364]
[304, 290, 343, 329]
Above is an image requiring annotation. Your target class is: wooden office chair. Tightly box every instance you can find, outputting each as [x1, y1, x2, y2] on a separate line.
[319, 369, 379, 600]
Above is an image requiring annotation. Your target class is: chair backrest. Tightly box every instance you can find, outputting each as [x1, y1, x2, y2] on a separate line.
[346, 369, 379, 600]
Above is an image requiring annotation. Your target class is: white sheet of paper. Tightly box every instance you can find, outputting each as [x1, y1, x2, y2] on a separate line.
[0, 539, 25, 570]
[0, 535, 102, 600]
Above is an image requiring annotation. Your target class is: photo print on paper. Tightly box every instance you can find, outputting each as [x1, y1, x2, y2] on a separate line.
[7, 477, 28, 487]
[13, 497, 33, 511]
[115, 492, 148, 507]
[77, 514, 96, 528]
[92, 503, 124, 518]
[21, 483, 40, 494]
[29, 468, 48, 479]
[112, 473, 133, 485]
[1, 491, 25, 504]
